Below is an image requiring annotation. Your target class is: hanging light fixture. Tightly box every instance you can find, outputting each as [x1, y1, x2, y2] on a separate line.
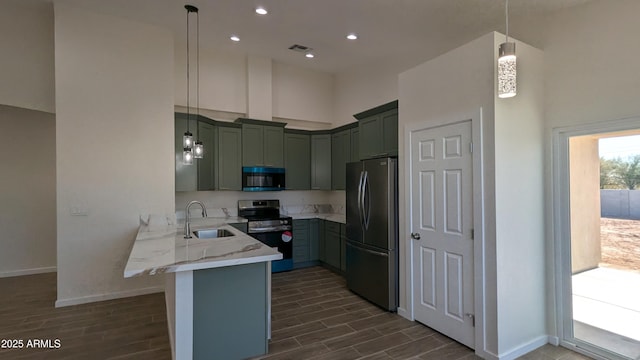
[498, 0, 516, 98]
[184, 4, 204, 163]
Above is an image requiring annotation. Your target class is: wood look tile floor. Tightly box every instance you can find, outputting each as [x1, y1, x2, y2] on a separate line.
[0, 266, 589, 360]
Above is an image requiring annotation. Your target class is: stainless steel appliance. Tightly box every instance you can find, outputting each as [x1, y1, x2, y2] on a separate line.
[242, 167, 285, 191]
[346, 158, 398, 311]
[238, 200, 293, 272]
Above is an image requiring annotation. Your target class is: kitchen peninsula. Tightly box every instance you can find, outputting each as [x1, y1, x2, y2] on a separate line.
[124, 217, 282, 360]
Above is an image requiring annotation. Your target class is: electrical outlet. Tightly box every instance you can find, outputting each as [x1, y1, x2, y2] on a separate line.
[70, 206, 89, 216]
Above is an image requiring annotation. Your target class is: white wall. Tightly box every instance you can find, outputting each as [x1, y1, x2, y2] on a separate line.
[493, 35, 546, 356]
[333, 63, 400, 127]
[54, 5, 175, 306]
[399, 32, 546, 358]
[542, 0, 640, 339]
[174, 43, 247, 115]
[0, 0, 55, 113]
[273, 62, 334, 124]
[0, 105, 56, 277]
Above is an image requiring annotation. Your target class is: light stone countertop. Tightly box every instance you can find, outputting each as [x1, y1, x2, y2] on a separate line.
[289, 213, 346, 224]
[124, 217, 281, 278]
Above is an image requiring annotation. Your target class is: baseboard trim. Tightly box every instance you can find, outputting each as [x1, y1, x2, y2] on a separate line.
[0, 266, 56, 278]
[397, 307, 411, 320]
[548, 335, 560, 346]
[497, 335, 548, 360]
[55, 286, 164, 308]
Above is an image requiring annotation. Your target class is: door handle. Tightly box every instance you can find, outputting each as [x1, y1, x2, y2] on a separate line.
[357, 171, 365, 230]
[363, 171, 371, 230]
[411, 233, 421, 240]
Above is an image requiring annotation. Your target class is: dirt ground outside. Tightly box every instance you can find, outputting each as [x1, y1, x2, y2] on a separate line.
[600, 217, 640, 271]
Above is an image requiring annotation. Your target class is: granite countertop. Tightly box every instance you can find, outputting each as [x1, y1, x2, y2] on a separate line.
[289, 213, 346, 224]
[124, 217, 281, 278]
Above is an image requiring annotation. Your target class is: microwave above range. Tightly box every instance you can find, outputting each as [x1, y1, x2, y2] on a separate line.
[242, 167, 285, 191]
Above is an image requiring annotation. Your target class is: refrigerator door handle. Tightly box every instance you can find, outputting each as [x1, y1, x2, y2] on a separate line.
[357, 170, 365, 230]
[363, 171, 371, 230]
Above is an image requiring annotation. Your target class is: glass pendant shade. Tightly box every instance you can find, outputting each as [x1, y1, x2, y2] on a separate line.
[183, 147, 193, 165]
[183, 131, 193, 149]
[194, 141, 204, 159]
[498, 42, 517, 98]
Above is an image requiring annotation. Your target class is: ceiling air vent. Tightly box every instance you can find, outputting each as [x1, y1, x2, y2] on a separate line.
[288, 44, 313, 53]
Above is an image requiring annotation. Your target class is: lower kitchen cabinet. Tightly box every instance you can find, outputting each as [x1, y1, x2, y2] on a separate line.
[292, 219, 320, 268]
[340, 223, 347, 272]
[324, 220, 342, 270]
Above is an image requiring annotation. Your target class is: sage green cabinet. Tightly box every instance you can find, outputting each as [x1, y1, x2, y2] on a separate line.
[340, 223, 347, 272]
[197, 121, 216, 191]
[350, 127, 360, 162]
[311, 134, 331, 190]
[355, 101, 398, 159]
[242, 124, 284, 167]
[317, 219, 326, 262]
[331, 129, 351, 190]
[284, 132, 311, 190]
[175, 116, 198, 192]
[309, 218, 320, 261]
[293, 219, 320, 268]
[217, 126, 242, 190]
[324, 220, 341, 270]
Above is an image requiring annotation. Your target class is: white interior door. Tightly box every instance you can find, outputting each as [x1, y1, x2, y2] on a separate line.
[410, 120, 474, 348]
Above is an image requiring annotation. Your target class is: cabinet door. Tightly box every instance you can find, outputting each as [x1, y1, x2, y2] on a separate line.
[340, 224, 347, 272]
[311, 134, 332, 190]
[264, 126, 284, 167]
[318, 219, 326, 262]
[284, 133, 311, 190]
[359, 115, 382, 160]
[197, 122, 216, 191]
[381, 109, 398, 157]
[350, 127, 360, 162]
[242, 124, 264, 166]
[325, 227, 341, 269]
[331, 130, 350, 190]
[309, 218, 320, 261]
[218, 127, 242, 190]
[175, 117, 198, 191]
[292, 220, 310, 264]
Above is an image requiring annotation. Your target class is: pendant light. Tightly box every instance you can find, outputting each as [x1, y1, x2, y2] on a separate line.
[183, 5, 204, 164]
[498, 0, 516, 98]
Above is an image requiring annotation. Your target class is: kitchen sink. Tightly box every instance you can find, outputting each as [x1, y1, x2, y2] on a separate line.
[193, 228, 234, 239]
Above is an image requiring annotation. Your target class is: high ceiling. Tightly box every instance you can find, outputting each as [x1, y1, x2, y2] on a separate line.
[50, 0, 592, 73]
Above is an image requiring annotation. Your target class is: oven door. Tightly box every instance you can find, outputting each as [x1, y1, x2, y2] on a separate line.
[250, 231, 293, 272]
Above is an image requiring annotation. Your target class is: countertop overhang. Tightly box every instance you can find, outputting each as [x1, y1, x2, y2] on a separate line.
[124, 217, 282, 278]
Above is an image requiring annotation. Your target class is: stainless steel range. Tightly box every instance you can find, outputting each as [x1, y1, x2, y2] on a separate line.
[238, 200, 293, 272]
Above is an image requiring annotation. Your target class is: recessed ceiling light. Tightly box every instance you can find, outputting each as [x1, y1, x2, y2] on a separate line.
[255, 6, 267, 15]
[305, 53, 315, 58]
[230, 35, 240, 42]
[347, 33, 358, 40]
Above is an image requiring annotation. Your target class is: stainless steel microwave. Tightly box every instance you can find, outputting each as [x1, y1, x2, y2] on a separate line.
[242, 167, 286, 191]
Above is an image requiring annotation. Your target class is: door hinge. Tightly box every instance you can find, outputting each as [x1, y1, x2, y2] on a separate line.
[469, 142, 473, 153]
[471, 228, 474, 240]
[466, 313, 475, 327]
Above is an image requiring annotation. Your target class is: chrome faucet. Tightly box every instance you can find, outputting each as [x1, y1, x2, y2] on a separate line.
[184, 201, 207, 239]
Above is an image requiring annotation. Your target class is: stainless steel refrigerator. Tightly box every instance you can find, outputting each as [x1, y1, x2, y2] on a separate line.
[346, 157, 398, 311]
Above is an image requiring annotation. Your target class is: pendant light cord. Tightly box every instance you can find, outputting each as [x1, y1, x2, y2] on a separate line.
[186, 8, 190, 133]
[196, 10, 200, 119]
[505, 0, 510, 42]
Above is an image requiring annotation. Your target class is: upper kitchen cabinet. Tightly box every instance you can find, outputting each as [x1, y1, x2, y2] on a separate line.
[350, 127, 360, 162]
[331, 125, 353, 190]
[197, 120, 217, 191]
[354, 100, 398, 159]
[217, 124, 243, 191]
[284, 131, 311, 190]
[237, 119, 286, 167]
[311, 133, 331, 190]
[175, 114, 198, 192]
[174, 113, 242, 192]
